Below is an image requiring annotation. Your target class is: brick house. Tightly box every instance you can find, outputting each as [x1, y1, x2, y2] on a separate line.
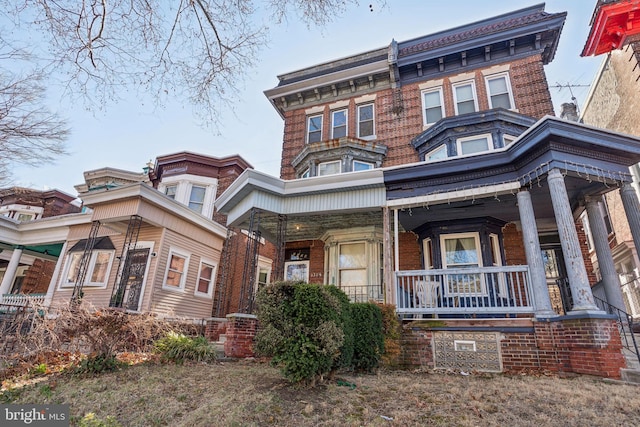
[580, 0, 640, 320]
[216, 4, 640, 377]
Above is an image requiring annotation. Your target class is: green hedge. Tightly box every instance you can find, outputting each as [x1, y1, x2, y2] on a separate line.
[351, 303, 384, 372]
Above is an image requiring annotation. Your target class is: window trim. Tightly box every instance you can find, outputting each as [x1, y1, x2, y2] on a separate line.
[353, 160, 374, 171]
[165, 185, 177, 199]
[307, 114, 323, 144]
[425, 144, 448, 162]
[59, 250, 115, 289]
[318, 160, 341, 176]
[485, 72, 515, 110]
[194, 258, 217, 298]
[456, 133, 494, 156]
[440, 232, 485, 296]
[452, 80, 479, 115]
[163, 248, 190, 292]
[357, 103, 375, 139]
[421, 87, 445, 126]
[331, 109, 348, 139]
[188, 184, 206, 213]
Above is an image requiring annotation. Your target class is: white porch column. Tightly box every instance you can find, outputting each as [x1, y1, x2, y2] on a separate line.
[620, 182, 640, 262]
[517, 190, 555, 316]
[585, 196, 626, 310]
[44, 242, 68, 307]
[0, 246, 23, 296]
[547, 168, 599, 312]
[382, 207, 395, 304]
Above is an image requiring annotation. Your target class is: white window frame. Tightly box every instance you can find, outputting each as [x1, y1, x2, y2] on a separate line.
[165, 185, 177, 199]
[423, 238, 434, 269]
[157, 174, 218, 218]
[456, 133, 494, 156]
[357, 103, 375, 139]
[300, 168, 310, 179]
[318, 160, 341, 176]
[452, 80, 479, 115]
[163, 248, 190, 292]
[485, 72, 515, 110]
[59, 250, 115, 289]
[188, 184, 206, 213]
[353, 160, 374, 172]
[425, 144, 448, 162]
[331, 109, 347, 139]
[421, 87, 445, 126]
[307, 114, 323, 143]
[503, 135, 517, 147]
[489, 233, 507, 297]
[440, 232, 485, 296]
[194, 258, 217, 298]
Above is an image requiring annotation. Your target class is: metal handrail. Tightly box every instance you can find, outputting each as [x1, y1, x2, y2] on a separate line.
[593, 295, 640, 366]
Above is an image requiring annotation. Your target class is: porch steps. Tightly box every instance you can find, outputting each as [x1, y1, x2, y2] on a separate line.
[214, 334, 226, 359]
[621, 332, 640, 384]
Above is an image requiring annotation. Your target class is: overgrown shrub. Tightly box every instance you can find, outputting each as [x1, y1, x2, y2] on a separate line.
[379, 303, 402, 367]
[326, 286, 354, 371]
[255, 282, 346, 384]
[153, 332, 216, 364]
[75, 354, 123, 375]
[351, 302, 384, 372]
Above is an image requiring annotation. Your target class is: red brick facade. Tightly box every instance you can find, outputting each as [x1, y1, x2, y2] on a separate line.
[224, 314, 258, 358]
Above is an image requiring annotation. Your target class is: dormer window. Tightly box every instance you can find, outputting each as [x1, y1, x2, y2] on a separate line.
[307, 115, 323, 143]
[457, 134, 493, 156]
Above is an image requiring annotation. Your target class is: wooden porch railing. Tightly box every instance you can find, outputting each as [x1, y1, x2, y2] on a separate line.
[395, 266, 534, 317]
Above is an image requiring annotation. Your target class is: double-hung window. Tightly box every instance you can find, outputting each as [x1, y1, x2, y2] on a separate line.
[485, 73, 514, 110]
[318, 160, 341, 176]
[331, 109, 347, 139]
[195, 260, 216, 298]
[456, 134, 493, 156]
[357, 103, 375, 138]
[353, 160, 374, 171]
[453, 81, 478, 115]
[307, 115, 323, 143]
[338, 242, 368, 302]
[61, 249, 114, 288]
[188, 185, 206, 213]
[165, 185, 177, 199]
[164, 249, 190, 291]
[422, 88, 444, 125]
[441, 233, 484, 295]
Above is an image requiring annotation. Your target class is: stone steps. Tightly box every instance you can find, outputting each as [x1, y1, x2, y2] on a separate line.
[621, 332, 640, 383]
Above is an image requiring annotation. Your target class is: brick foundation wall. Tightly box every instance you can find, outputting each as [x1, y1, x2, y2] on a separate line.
[204, 318, 228, 342]
[224, 313, 258, 358]
[400, 316, 626, 379]
[398, 231, 422, 270]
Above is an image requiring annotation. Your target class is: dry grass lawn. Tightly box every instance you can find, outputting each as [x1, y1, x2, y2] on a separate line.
[3, 358, 640, 426]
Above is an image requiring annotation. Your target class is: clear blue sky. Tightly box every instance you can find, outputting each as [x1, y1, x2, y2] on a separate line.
[12, 1, 603, 196]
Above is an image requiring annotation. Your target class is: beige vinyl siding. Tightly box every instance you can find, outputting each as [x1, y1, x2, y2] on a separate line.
[150, 229, 222, 319]
[90, 198, 142, 222]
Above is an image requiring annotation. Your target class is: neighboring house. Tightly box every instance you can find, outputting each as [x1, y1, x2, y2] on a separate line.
[0, 187, 84, 304]
[0, 152, 273, 320]
[580, 0, 640, 319]
[216, 4, 640, 377]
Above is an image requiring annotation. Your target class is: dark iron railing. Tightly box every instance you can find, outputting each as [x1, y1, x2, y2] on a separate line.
[593, 295, 640, 366]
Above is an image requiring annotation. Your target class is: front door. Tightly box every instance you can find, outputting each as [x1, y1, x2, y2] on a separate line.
[124, 248, 150, 311]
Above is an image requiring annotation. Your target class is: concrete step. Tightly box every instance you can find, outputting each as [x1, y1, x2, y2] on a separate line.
[214, 334, 226, 358]
[620, 368, 640, 384]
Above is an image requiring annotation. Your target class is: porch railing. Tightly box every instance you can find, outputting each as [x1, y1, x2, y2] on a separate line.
[1, 293, 46, 308]
[395, 266, 534, 317]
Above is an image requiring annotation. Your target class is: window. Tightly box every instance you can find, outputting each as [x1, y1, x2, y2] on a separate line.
[331, 109, 347, 139]
[61, 250, 115, 288]
[257, 266, 271, 293]
[165, 185, 177, 199]
[486, 74, 514, 110]
[425, 145, 448, 161]
[422, 88, 444, 125]
[188, 185, 206, 213]
[300, 169, 310, 179]
[307, 115, 323, 143]
[503, 135, 517, 146]
[457, 134, 492, 156]
[423, 238, 434, 269]
[453, 81, 478, 115]
[195, 260, 216, 297]
[357, 104, 375, 138]
[353, 160, 374, 171]
[16, 213, 34, 221]
[339, 242, 368, 301]
[441, 233, 484, 295]
[318, 160, 341, 176]
[164, 249, 189, 291]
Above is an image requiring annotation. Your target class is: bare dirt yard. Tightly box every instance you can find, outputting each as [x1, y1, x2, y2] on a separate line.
[2, 357, 640, 426]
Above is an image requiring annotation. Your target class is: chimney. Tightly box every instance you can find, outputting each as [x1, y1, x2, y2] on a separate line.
[560, 102, 579, 122]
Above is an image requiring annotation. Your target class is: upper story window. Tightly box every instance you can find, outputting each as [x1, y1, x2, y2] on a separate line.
[357, 103, 375, 139]
[318, 160, 341, 176]
[425, 145, 448, 162]
[331, 109, 347, 139]
[188, 185, 206, 213]
[456, 134, 493, 156]
[503, 135, 517, 146]
[486, 73, 514, 110]
[453, 81, 478, 115]
[165, 185, 177, 199]
[353, 160, 374, 171]
[300, 169, 310, 179]
[422, 88, 444, 126]
[307, 114, 323, 143]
